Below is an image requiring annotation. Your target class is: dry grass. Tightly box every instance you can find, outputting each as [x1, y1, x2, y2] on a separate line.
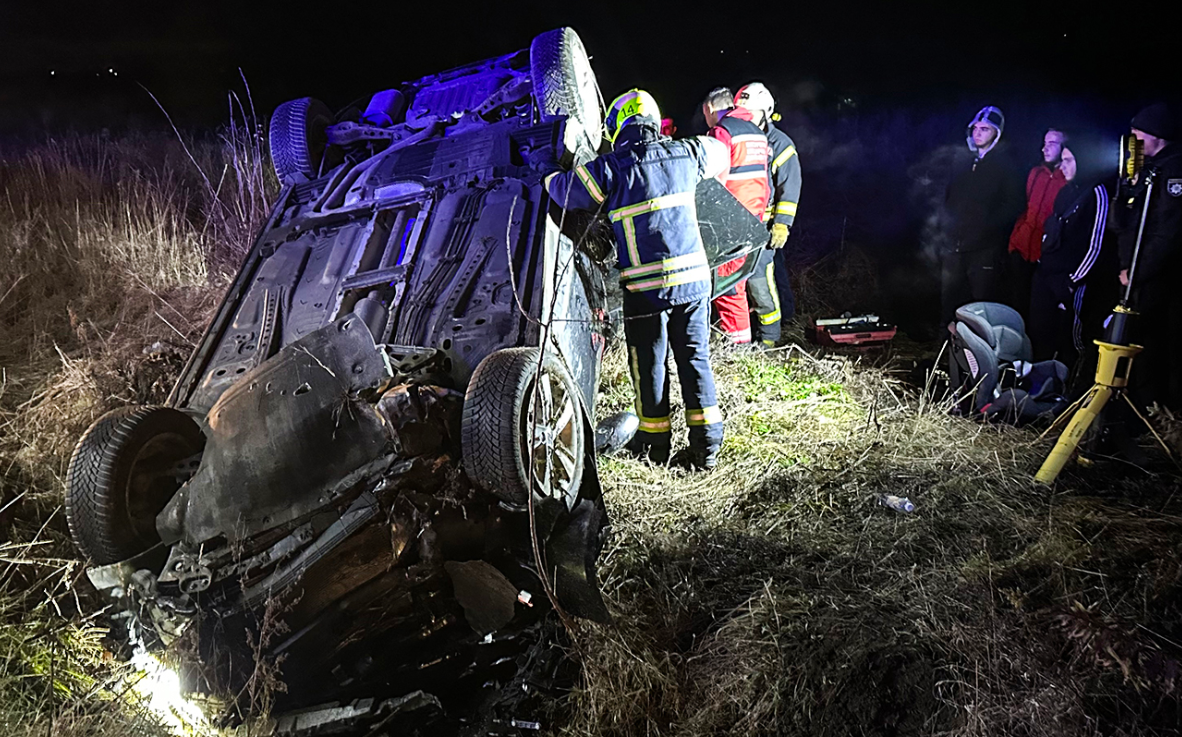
[561, 339, 1182, 737]
[0, 122, 275, 735]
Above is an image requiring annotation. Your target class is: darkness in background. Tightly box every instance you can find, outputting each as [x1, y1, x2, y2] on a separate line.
[2, 2, 1177, 333]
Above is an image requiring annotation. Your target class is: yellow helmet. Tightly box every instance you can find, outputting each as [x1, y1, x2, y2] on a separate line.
[604, 89, 661, 143]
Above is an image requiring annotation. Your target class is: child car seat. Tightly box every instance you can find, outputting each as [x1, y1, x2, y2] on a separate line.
[948, 302, 1068, 422]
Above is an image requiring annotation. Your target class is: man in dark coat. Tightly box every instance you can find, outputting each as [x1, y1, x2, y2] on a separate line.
[1111, 103, 1182, 410]
[940, 106, 1025, 324]
[735, 81, 802, 345]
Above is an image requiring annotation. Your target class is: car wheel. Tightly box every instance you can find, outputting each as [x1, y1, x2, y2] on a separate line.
[65, 406, 204, 565]
[269, 97, 334, 185]
[530, 27, 602, 158]
[462, 348, 585, 509]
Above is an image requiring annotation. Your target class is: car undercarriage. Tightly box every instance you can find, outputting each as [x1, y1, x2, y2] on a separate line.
[63, 26, 769, 734]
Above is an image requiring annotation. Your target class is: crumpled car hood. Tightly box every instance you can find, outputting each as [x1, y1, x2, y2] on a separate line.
[157, 316, 394, 546]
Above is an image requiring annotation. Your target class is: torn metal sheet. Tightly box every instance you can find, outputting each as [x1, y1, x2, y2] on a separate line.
[157, 316, 393, 546]
[240, 691, 442, 736]
[444, 560, 520, 636]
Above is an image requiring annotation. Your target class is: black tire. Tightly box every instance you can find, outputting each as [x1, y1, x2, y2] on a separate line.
[269, 97, 334, 185]
[65, 406, 204, 565]
[462, 348, 585, 508]
[530, 27, 602, 157]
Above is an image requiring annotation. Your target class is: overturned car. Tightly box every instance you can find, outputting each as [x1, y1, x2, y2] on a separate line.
[64, 26, 768, 727]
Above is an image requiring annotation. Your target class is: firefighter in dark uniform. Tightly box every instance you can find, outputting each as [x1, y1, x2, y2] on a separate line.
[736, 82, 802, 345]
[1111, 103, 1182, 411]
[534, 89, 731, 469]
[703, 86, 771, 345]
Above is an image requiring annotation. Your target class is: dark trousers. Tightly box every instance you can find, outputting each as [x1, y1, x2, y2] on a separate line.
[1007, 251, 1036, 321]
[623, 297, 723, 461]
[940, 249, 1002, 325]
[1127, 279, 1182, 412]
[1028, 271, 1081, 366]
[773, 247, 796, 324]
[747, 248, 782, 345]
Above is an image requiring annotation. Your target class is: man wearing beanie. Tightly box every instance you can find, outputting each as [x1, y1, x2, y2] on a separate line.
[1110, 103, 1182, 410]
[940, 106, 1025, 324]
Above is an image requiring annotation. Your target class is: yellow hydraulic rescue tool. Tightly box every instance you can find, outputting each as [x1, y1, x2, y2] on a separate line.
[1034, 311, 1142, 482]
[1036, 135, 1174, 483]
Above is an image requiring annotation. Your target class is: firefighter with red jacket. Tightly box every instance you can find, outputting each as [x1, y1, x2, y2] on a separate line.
[702, 86, 772, 344]
[736, 82, 801, 345]
[533, 89, 731, 470]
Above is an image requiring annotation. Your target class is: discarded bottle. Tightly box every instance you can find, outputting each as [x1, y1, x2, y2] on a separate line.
[879, 494, 915, 513]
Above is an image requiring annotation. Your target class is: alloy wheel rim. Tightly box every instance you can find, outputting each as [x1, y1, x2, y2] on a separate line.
[524, 367, 579, 503]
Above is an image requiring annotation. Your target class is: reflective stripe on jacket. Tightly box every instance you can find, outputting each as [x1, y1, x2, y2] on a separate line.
[544, 124, 729, 314]
[708, 107, 771, 219]
[765, 125, 801, 228]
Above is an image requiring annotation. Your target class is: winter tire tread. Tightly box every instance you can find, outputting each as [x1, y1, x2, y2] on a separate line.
[65, 406, 203, 565]
[530, 27, 602, 156]
[269, 97, 332, 186]
[461, 347, 584, 507]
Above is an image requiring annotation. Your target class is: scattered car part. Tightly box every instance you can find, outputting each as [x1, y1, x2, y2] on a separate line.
[594, 410, 639, 454]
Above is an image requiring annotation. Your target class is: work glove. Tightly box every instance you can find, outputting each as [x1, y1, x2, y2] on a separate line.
[769, 223, 790, 249]
[527, 145, 561, 176]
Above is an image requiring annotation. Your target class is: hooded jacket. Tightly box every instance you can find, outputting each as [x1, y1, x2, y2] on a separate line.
[1112, 143, 1182, 291]
[1009, 164, 1067, 261]
[1037, 178, 1112, 304]
[944, 144, 1025, 254]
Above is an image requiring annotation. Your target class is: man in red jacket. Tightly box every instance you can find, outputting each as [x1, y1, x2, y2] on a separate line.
[702, 86, 771, 344]
[1008, 129, 1068, 316]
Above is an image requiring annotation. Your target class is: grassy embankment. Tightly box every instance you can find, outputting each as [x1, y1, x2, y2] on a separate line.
[565, 332, 1182, 736]
[2, 129, 1182, 736]
[0, 125, 271, 735]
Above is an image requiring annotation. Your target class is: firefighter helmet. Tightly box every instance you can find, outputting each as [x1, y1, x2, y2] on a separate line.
[605, 89, 661, 143]
[735, 82, 776, 121]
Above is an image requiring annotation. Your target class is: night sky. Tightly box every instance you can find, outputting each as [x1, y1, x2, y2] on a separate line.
[1, 3, 1175, 130]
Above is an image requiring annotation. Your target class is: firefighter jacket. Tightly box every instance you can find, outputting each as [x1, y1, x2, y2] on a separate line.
[1112, 143, 1182, 292]
[1008, 164, 1067, 262]
[766, 125, 801, 228]
[543, 124, 730, 316]
[708, 107, 771, 219]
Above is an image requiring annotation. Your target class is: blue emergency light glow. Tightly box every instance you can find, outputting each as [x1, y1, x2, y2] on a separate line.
[395, 216, 416, 265]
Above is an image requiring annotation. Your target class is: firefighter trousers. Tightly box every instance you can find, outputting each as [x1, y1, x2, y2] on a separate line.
[773, 248, 796, 324]
[623, 297, 724, 463]
[712, 256, 752, 343]
[746, 248, 782, 345]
